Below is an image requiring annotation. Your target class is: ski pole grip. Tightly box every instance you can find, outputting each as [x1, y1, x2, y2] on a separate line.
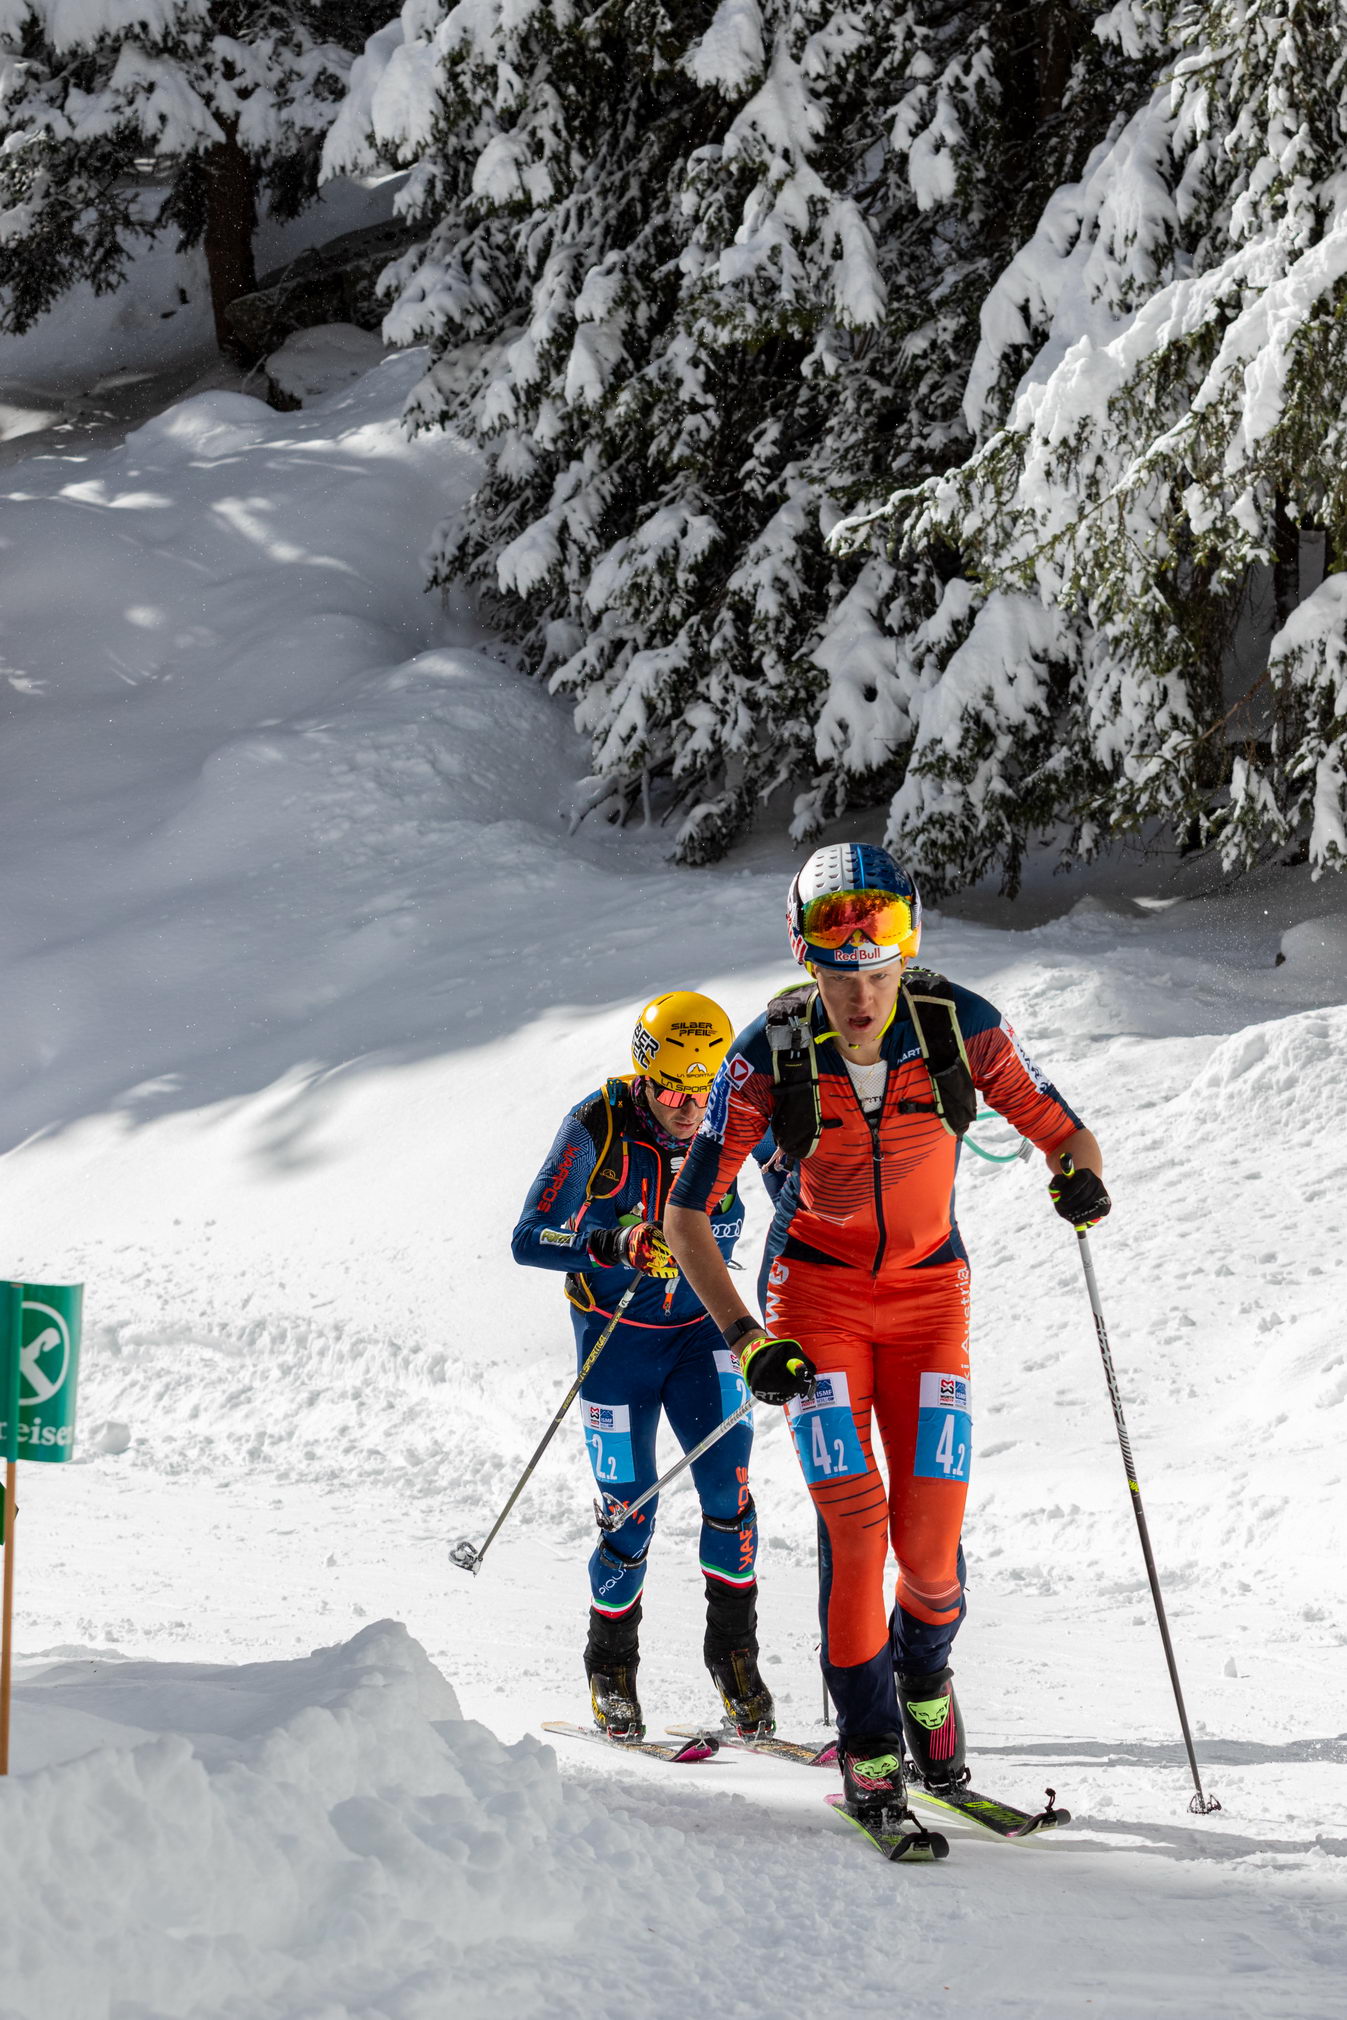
[786, 1358, 805, 1375]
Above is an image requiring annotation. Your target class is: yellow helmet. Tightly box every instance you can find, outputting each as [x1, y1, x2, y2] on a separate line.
[631, 991, 734, 1091]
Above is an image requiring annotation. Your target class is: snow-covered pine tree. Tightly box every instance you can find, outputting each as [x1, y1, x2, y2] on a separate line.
[0, 1, 388, 354]
[329, 2, 1122, 862]
[850, 0, 1347, 888]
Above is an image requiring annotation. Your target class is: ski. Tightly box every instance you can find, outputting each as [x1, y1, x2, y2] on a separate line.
[666, 1725, 1067, 1838]
[665, 1724, 837, 1768]
[825, 1794, 949, 1862]
[905, 1777, 1069, 1840]
[542, 1720, 720, 1764]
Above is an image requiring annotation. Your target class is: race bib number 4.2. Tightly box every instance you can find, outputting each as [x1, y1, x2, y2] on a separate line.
[914, 1371, 972, 1482]
[787, 1371, 866, 1484]
[583, 1399, 635, 1484]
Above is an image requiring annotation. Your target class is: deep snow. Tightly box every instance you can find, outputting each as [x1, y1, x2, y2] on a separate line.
[0, 348, 1343, 2018]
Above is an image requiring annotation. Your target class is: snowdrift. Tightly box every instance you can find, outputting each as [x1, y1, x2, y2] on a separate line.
[0, 1622, 676, 2020]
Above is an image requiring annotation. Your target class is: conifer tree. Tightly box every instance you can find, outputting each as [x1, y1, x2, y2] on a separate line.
[0, 1, 387, 355]
[329, 1, 1121, 861]
[851, 0, 1347, 886]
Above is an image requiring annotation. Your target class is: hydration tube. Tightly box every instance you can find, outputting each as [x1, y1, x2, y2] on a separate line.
[964, 1109, 1036, 1164]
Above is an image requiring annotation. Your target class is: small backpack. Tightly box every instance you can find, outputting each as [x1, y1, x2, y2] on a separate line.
[766, 970, 976, 1163]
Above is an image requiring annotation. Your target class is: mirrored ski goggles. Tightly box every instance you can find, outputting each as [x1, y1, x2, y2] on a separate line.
[798, 887, 918, 952]
[649, 1081, 711, 1111]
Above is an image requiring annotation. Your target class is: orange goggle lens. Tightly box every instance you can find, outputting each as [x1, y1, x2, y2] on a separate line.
[799, 888, 917, 952]
[650, 1082, 710, 1110]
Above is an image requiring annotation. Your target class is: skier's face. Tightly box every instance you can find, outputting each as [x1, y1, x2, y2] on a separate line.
[812, 961, 905, 1049]
[643, 1081, 706, 1140]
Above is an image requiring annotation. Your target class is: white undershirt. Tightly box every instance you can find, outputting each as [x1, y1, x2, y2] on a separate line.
[842, 1055, 888, 1116]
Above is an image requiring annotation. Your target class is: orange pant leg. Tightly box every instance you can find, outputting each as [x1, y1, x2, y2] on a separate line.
[871, 1260, 972, 1633]
[769, 1258, 892, 1669]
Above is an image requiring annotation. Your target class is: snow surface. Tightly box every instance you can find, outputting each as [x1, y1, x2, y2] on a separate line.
[0, 347, 1344, 2017]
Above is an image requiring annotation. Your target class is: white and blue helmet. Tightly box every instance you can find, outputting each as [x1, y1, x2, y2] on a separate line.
[787, 844, 922, 970]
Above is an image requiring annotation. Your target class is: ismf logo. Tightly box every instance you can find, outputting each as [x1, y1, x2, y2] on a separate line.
[813, 1376, 835, 1406]
[587, 1405, 615, 1430]
[938, 1377, 968, 1408]
[727, 1053, 754, 1087]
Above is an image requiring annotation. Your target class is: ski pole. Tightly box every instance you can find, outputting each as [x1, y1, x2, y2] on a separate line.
[818, 1527, 831, 1727]
[1061, 1163, 1220, 1814]
[451, 1281, 639, 1575]
[595, 1392, 755, 1532]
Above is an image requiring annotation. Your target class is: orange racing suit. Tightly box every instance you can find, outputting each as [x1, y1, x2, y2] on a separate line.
[670, 979, 1082, 1740]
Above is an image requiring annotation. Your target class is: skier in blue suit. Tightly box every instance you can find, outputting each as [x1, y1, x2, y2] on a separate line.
[513, 989, 778, 1743]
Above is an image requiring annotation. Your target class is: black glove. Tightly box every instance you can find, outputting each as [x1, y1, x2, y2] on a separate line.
[1049, 1164, 1111, 1228]
[739, 1333, 817, 1405]
[586, 1221, 678, 1278]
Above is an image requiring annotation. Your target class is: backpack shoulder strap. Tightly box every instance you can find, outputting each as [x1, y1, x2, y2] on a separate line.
[766, 984, 823, 1162]
[900, 970, 977, 1140]
[573, 1076, 642, 1200]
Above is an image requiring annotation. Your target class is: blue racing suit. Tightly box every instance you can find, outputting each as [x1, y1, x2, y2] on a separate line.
[512, 1074, 773, 1630]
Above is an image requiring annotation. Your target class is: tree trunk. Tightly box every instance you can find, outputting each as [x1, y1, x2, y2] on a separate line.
[1272, 491, 1300, 630]
[203, 130, 259, 360]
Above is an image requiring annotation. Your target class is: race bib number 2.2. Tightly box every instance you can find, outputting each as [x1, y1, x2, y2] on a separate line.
[583, 1399, 635, 1484]
[914, 1371, 972, 1481]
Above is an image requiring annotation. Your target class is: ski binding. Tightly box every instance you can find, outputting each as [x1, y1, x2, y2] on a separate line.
[825, 1793, 949, 1861]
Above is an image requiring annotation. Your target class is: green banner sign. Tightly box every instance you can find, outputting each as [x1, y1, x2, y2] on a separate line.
[0, 1284, 82, 1464]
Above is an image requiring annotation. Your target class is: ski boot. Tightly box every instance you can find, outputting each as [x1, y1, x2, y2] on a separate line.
[587, 1664, 644, 1742]
[706, 1646, 776, 1741]
[584, 1604, 645, 1742]
[898, 1664, 967, 1790]
[839, 1735, 909, 1822]
[702, 1553, 773, 1739]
